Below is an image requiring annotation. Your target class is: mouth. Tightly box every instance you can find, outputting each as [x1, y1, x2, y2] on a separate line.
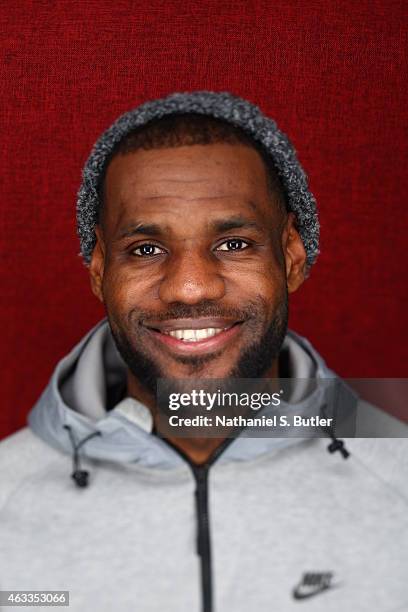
[141, 317, 244, 356]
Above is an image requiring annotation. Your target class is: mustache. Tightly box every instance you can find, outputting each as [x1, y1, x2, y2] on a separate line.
[132, 298, 269, 324]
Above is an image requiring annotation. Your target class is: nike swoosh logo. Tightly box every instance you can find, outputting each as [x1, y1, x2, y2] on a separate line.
[293, 583, 332, 600]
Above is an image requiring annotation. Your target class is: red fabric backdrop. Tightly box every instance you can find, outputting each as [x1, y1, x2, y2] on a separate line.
[1, 0, 407, 439]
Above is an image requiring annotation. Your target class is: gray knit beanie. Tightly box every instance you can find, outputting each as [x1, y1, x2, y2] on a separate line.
[77, 91, 319, 267]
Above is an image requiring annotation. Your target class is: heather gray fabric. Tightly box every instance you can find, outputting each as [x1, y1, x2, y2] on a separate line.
[0, 321, 407, 612]
[76, 91, 319, 267]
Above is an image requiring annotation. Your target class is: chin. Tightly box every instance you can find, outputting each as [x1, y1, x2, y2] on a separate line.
[158, 358, 235, 381]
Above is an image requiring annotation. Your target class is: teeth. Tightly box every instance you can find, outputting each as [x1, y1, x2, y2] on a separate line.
[167, 328, 225, 342]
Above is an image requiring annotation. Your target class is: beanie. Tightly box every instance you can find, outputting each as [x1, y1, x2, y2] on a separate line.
[77, 91, 319, 267]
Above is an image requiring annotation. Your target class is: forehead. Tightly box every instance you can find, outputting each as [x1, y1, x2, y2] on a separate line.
[103, 143, 279, 231]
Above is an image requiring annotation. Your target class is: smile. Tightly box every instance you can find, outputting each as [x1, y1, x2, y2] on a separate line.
[141, 318, 244, 356]
[164, 327, 229, 341]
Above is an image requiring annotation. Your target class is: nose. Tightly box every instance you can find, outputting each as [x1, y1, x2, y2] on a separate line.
[158, 248, 226, 305]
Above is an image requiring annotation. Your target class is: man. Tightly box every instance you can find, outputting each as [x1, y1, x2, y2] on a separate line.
[0, 92, 407, 612]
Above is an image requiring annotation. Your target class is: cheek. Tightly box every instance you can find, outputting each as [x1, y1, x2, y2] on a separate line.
[226, 259, 284, 303]
[102, 263, 160, 311]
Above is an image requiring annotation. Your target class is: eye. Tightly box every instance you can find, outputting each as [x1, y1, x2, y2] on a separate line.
[216, 238, 251, 252]
[131, 244, 165, 257]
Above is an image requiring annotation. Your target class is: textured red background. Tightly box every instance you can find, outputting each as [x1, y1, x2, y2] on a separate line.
[1, 1, 407, 439]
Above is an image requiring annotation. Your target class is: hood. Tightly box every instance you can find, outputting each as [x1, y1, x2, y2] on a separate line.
[28, 319, 357, 471]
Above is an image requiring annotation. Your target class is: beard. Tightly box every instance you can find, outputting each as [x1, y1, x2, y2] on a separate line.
[107, 288, 289, 400]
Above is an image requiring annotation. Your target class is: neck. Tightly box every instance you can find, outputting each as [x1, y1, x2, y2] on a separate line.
[126, 359, 280, 465]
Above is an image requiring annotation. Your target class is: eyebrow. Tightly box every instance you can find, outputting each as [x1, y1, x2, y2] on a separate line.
[116, 215, 264, 240]
[117, 223, 163, 240]
[210, 216, 263, 233]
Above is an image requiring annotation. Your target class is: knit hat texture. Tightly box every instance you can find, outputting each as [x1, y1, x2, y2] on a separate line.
[77, 91, 319, 267]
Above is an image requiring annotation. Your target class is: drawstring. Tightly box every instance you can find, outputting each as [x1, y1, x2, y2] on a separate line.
[320, 404, 350, 459]
[63, 424, 102, 487]
[62, 399, 349, 488]
[326, 431, 350, 459]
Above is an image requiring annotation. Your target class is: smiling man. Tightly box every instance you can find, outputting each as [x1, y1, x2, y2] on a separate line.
[1, 92, 407, 612]
[90, 116, 305, 462]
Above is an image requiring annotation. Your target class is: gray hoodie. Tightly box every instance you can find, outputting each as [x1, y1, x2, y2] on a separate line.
[0, 319, 407, 612]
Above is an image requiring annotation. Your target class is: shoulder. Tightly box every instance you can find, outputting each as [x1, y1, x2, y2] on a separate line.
[355, 398, 408, 437]
[0, 428, 63, 510]
[347, 400, 408, 498]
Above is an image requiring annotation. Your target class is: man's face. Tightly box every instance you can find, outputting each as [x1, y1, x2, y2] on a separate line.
[90, 143, 306, 392]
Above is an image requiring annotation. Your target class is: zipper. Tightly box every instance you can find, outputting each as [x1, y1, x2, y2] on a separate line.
[192, 438, 234, 612]
[160, 435, 237, 612]
[193, 464, 212, 612]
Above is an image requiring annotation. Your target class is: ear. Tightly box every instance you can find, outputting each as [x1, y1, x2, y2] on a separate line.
[89, 225, 105, 303]
[282, 213, 307, 294]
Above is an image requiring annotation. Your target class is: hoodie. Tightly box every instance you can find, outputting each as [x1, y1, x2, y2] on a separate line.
[0, 319, 407, 612]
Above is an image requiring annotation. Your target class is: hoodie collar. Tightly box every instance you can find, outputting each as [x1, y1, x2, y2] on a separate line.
[28, 318, 356, 469]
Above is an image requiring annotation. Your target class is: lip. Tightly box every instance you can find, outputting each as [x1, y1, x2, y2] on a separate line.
[142, 317, 240, 332]
[142, 320, 244, 356]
